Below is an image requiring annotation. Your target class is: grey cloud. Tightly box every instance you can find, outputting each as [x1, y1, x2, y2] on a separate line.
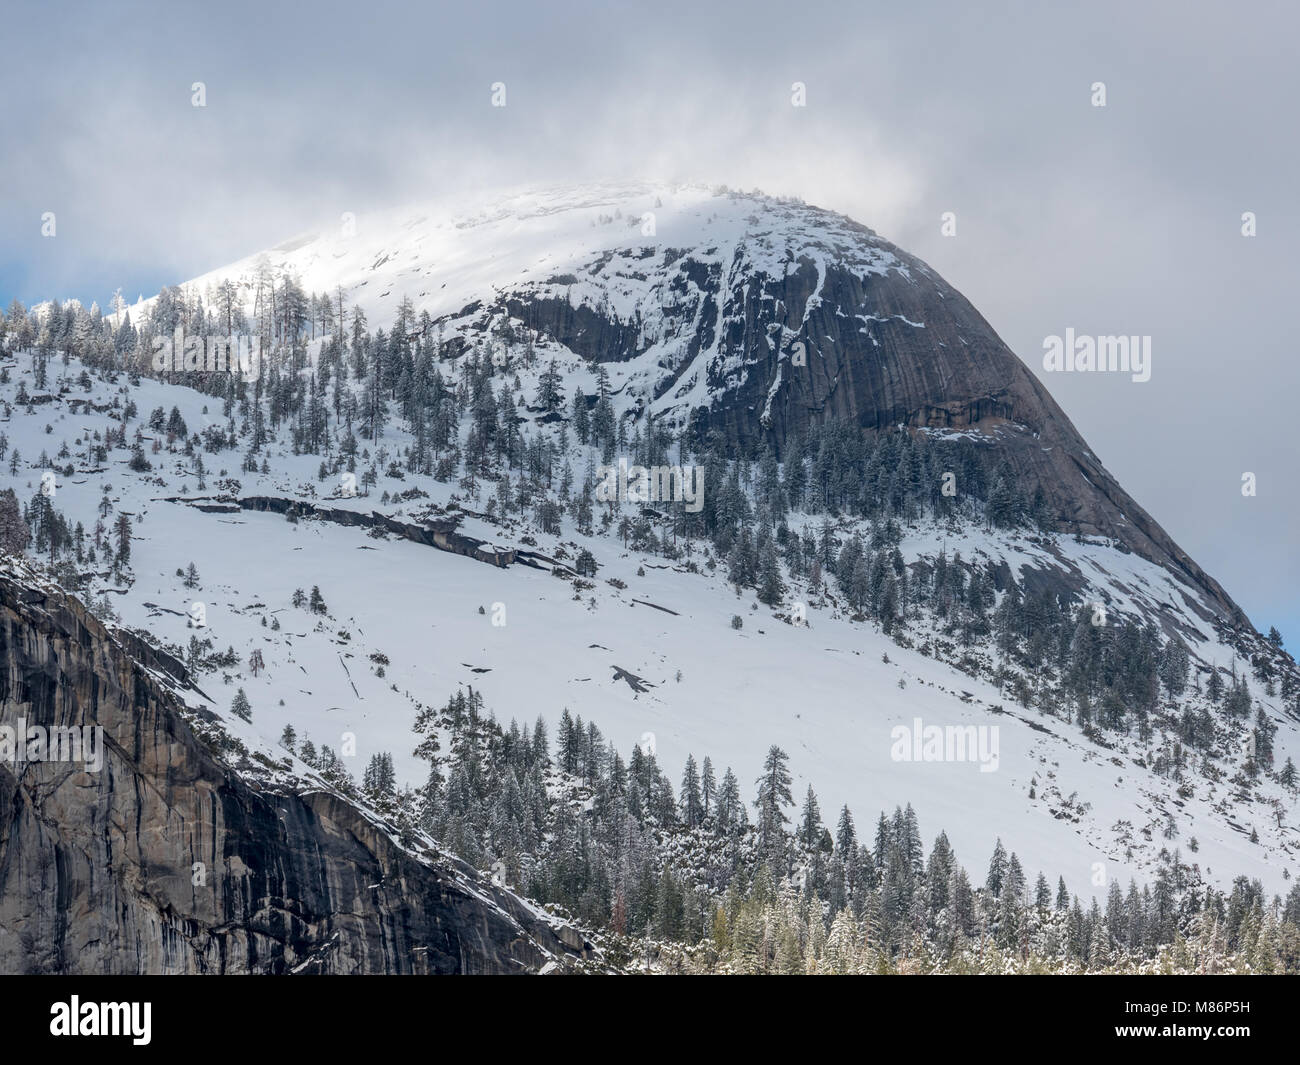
[0, 0, 1294, 640]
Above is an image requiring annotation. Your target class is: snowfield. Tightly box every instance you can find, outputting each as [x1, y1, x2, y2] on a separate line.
[3, 351, 1296, 900]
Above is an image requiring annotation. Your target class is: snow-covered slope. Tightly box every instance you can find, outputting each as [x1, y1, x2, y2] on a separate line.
[2, 352, 1296, 898]
[5, 182, 1292, 907]
[115, 182, 898, 344]
[110, 181, 1243, 619]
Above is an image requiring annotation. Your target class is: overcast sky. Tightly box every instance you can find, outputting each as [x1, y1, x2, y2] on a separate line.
[2, 0, 1295, 645]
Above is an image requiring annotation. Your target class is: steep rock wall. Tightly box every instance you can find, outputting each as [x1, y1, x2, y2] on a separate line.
[0, 566, 590, 974]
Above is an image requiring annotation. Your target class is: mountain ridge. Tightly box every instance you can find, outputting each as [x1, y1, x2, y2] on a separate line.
[9, 181, 1294, 911]
[112, 181, 1244, 627]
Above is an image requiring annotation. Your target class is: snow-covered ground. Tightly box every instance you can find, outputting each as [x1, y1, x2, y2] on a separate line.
[4, 353, 1296, 899]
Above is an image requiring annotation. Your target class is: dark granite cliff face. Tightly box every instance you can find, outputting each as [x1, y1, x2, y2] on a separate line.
[486, 202, 1239, 620]
[0, 564, 591, 974]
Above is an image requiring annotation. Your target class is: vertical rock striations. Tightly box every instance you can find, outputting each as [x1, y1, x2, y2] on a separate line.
[0, 564, 591, 974]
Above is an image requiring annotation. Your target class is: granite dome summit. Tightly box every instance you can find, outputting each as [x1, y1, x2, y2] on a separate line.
[124, 181, 1240, 626]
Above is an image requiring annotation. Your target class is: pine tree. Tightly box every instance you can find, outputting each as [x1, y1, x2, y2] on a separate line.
[757, 538, 785, 605]
[0, 489, 30, 555]
[1034, 872, 1052, 911]
[114, 512, 131, 564]
[754, 746, 794, 859]
[680, 755, 703, 827]
[363, 752, 397, 805]
[836, 806, 857, 859]
[700, 757, 717, 819]
[799, 786, 822, 849]
[986, 838, 1008, 897]
[535, 359, 563, 414]
[572, 389, 590, 444]
[1159, 637, 1190, 697]
[717, 767, 741, 831]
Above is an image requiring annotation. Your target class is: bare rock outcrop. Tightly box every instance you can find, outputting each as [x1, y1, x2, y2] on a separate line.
[489, 203, 1241, 621]
[0, 564, 591, 974]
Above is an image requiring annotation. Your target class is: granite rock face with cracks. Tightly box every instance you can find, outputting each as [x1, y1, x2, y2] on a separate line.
[0, 563, 593, 974]
[499, 215, 1236, 622]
